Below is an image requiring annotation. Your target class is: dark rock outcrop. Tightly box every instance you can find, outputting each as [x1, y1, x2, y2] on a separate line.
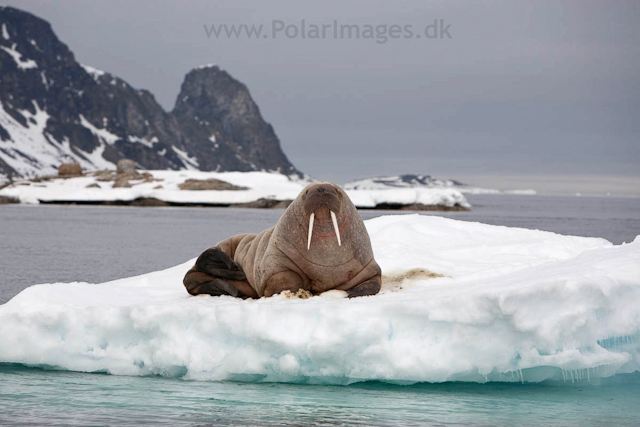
[173, 66, 299, 175]
[0, 195, 18, 204]
[58, 162, 82, 176]
[112, 177, 132, 188]
[236, 198, 293, 209]
[116, 159, 136, 175]
[178, 178, 247, 191]
[0, 7, 302, 183]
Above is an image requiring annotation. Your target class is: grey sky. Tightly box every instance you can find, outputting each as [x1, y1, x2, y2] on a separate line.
[5, 0, 640, 184]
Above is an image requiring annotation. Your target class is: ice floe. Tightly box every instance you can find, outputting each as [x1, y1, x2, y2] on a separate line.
[0, 215, 638, 384]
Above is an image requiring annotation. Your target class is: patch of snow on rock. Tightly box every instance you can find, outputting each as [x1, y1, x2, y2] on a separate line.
[79, 114, 119, 145]
[196, 63, 217, 69]
[0, 43, 37, 70]
[0, 101, 58, 177]
[80, 63, 105, 82]
[128, 135, 158, 148]
[172, 146, 200, 170]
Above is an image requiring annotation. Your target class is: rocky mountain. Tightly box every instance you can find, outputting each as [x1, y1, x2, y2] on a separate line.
[173, 65, 298, 174]
[0, 6, 301, 185]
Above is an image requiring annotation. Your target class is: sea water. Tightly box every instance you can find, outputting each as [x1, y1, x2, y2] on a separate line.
[1, 363, 639, 426]
[1, 194, 639, 426]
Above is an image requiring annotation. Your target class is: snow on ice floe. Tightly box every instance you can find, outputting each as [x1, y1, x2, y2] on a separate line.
[1, 215, 638, 384]
[0, 170, 471, 209]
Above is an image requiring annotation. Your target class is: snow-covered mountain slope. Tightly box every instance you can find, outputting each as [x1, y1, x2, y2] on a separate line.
[0, 7, 301, 185]
[345, 174, 537, 195]
[0, 169, 470, 209]
[0, 215, 637, 384]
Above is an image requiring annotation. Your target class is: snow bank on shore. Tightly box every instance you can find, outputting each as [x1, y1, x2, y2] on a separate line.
[0, 170, 470, 208]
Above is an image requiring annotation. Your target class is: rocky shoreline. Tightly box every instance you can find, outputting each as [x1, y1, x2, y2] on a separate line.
[0, 161, 471, 211]
[31, 197, 468, 211]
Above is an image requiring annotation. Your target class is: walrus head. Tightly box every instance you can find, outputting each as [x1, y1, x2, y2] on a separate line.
[301, 182, 344, 250]
[284, 180, 370, 266]
[268, 180, 379, 294]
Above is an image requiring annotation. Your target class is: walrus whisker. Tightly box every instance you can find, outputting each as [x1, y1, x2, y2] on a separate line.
[307, 211, 315, 250]
[331, 211, 341, 246]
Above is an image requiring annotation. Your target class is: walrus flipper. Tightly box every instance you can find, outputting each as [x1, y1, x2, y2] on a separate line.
[346, 277, 381, 298]
[183, 270, 250, 299]
[196, 278, 241, 297]
[195, 247, 247, 281]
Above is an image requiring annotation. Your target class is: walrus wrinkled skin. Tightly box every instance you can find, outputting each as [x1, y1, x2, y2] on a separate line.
[183, 182, 382, 299]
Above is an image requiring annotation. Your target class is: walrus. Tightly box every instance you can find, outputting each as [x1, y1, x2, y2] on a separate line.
[183, 181, 382, 299]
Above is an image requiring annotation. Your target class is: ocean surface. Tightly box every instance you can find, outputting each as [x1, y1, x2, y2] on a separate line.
[1, 194, 639, 426]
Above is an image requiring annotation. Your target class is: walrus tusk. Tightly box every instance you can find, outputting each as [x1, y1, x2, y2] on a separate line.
[307, 212, 315, 250]
[330, 211, 341, 246]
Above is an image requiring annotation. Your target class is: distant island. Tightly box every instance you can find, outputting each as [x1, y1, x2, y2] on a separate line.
[345, 174, 536, 195]
[0, 161, 472, 210]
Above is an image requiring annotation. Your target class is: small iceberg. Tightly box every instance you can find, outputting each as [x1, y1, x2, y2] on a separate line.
[0, 215, 638, 384]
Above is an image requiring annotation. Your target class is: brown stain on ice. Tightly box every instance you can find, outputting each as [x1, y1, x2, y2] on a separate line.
[381, 268, 445, 293]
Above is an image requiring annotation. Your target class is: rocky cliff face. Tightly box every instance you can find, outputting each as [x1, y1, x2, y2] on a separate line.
[0, 7, 301, 184]
[173, 66, 299, 175]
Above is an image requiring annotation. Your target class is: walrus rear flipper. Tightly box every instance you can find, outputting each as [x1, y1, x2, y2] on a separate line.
[346, 277, 381, 298]
[195, 247, 247, 281]
[184, 247, 254, 298]
[183, 270, 250, 299]
[196, 278, 240, 297]
[200, 279, 251, 298]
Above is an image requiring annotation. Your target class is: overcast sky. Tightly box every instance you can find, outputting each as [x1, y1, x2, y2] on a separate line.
[6, 0, 640, 184]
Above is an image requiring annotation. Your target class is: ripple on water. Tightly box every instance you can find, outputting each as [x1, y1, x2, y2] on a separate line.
[1, 364, 639, 426]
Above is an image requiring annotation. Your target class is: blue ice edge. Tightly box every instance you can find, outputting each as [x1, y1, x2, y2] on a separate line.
[4, 331, 638, 387]
[2, 362, 639, 387]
